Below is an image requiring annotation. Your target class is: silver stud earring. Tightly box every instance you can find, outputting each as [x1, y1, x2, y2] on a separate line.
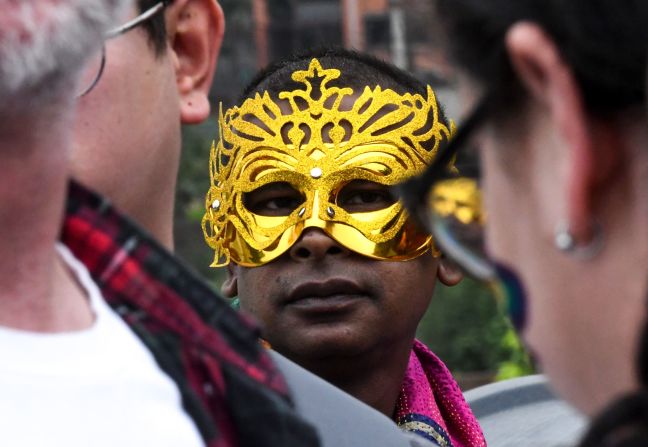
[554, 220, 604, 260]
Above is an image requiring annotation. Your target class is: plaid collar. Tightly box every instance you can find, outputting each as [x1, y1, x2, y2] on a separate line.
[61, 180, 319, 447]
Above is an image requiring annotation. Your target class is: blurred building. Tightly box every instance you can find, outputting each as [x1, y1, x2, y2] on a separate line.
[252, 0, 452, 87]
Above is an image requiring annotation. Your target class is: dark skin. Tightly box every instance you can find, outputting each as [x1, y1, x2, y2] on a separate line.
[223, 181, 462, 416]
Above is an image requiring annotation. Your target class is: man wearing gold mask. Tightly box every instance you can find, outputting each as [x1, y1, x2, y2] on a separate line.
[203, 48, 485, 447]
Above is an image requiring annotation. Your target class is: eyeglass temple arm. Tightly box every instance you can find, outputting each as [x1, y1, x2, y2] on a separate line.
[106, 0, 173, 39]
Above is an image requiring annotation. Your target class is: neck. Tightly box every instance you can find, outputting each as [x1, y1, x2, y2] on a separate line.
[124, 181, 177, 250]
[296, 338, 414, 417]
[72, 149, 179, 251]
[0, 247, 94, 332]
[0, 109, 94, 332]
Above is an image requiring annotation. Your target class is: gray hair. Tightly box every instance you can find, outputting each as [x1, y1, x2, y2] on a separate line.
[0, 0, 130, 108]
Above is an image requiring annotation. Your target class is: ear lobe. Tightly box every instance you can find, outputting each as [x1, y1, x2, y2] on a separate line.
[167, 0, 224, 124]
[437, 258, 463, 286]
[221, 264, 239, 298]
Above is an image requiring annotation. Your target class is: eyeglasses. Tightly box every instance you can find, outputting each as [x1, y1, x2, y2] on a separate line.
[77, 0, 172, 98]
[394, 94, 491, 273]
[392, 92, 528, 330]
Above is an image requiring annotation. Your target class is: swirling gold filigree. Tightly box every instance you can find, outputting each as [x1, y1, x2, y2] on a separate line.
[203, 58, 452, 267]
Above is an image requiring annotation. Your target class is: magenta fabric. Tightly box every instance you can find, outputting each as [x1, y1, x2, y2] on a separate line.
[394, 339, 486, 447]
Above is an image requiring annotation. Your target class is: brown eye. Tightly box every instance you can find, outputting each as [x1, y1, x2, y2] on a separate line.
[337, 180, 396, 213]
[244, 182, 304, 216]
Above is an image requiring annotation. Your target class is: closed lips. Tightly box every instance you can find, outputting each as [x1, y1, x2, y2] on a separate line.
[286, 279, 367, 304]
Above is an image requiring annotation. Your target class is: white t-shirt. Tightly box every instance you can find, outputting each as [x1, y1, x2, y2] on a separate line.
[0, 244, 204, 446]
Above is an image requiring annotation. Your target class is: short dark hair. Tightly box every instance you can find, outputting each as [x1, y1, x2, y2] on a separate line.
[436, 0, 648, 116]
[241, 47, 449, 126]
[137, 0, 168, 56]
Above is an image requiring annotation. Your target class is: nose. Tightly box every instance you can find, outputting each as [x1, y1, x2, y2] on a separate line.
[288, 228, 350, 262]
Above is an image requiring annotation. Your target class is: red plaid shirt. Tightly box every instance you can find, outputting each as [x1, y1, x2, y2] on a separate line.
[61, 181, 319, 447]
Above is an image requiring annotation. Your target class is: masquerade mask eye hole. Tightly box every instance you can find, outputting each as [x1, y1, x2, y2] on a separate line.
[244, 182, 305, 216]
[336, 180, 397, 213]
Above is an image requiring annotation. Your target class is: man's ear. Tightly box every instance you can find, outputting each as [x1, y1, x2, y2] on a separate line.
[437, 258, 463, 286]
[505, 22, 617, 243]
[221, 263, 238, 298]
[166, 0, 224, 124]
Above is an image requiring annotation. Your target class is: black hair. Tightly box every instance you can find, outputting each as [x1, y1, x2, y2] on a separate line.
[577, 320, 648, 447]
[436, 0, 647, 117]
[241, 46, 449, 125]
[137, 0, 169, 56]
[436, 1, 648, 445]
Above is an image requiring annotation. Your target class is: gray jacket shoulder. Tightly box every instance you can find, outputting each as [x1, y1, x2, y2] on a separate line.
[465, 374, 587, 447]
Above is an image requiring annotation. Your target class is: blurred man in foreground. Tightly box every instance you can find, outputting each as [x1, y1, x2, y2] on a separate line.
[0, 0, 211, 444]
[0, 1, 319, 445]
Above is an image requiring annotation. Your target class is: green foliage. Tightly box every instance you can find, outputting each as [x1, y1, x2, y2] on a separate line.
[174, 120, 220, 283]
[495, 328, 535, 380]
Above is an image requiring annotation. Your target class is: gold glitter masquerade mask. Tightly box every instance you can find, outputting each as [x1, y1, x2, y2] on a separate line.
[202, 59, 453, 267]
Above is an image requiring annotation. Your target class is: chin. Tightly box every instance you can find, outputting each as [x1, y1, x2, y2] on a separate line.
[274, 326, 373, 361]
